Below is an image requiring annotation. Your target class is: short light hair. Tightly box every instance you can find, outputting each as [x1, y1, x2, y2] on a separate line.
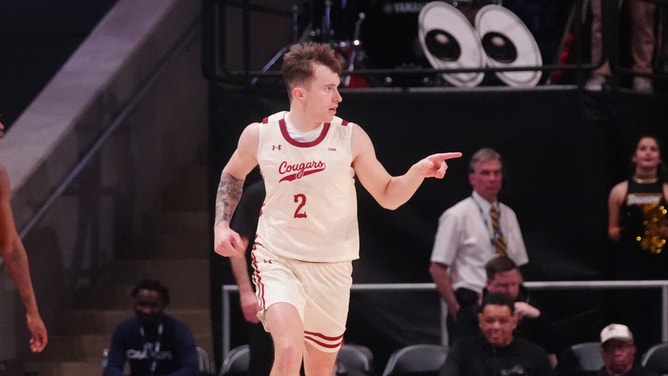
[281, 42, 342, 99]
[468, 148, 502, 173]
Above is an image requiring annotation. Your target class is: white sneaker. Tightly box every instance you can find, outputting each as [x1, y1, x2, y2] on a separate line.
[633, 77, 654, 94]
[585, 74, 607, 91]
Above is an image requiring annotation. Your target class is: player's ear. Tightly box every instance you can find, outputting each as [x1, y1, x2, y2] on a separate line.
[292, 87, 305, 101]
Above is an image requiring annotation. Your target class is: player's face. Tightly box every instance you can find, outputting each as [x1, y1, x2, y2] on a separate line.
[633, 137, 661, 171]
[303, 64, 342, 123]
[486, 269, 523, 300]
[478, 304, 517, 347]
[134, 289, 166, 324]
[469, 159, 503, 202]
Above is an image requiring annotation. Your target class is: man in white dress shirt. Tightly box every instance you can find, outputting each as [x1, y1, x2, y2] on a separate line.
[429, 147, 528, 345]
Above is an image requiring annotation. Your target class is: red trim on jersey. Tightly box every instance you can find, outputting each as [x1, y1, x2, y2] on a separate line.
[304, 331, 344, 348]
[304, 331, 344, 341]
[279, 118, 331, 148]
[250, 245, 265, 309]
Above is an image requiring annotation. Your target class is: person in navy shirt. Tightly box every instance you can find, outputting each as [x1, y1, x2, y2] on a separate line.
[104, 279, 199, 376]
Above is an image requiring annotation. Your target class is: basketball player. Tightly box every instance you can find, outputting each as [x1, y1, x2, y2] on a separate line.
[0, 116, 48, 353]
[213, 41, 461, 376]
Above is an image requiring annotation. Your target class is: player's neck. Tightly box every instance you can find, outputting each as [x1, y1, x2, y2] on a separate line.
[286, 111, 322, 132]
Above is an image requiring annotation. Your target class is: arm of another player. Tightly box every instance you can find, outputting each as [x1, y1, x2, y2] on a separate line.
[229, 245, 261, 324]
[0, 165, 47, 353]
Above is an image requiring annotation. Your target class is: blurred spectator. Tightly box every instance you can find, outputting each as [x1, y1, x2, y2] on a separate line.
[484, 256, 560, 368]
[430, 148, 528, 345]
[439, 292, 553, 376]
[586, 0, 657, 93]
[607, 135, 668, 353]
[104, 279, 199, 376]
[598, 323, 658, 376]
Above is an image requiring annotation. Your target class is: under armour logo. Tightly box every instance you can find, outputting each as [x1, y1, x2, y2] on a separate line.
[272, 145, 282, 151]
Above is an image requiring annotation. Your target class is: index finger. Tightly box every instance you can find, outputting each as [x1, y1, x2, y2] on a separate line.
[434, 152, 463, 161]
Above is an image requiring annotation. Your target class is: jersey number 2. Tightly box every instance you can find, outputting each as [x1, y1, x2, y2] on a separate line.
[293, 194, 307, 218]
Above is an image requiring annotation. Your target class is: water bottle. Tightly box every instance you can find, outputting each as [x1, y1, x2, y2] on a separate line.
[102, 348, 109, 369]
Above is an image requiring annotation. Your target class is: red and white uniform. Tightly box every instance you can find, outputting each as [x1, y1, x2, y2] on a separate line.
[255, 111, 359, 262]
[251, 111, 358, 351]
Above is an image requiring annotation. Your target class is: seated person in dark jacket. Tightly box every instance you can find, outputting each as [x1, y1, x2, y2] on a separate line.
[440, 292, 554, 376]
[598, 323, 659, 376]
[484, 256, 560, 367]
[104, 279, 199, 376]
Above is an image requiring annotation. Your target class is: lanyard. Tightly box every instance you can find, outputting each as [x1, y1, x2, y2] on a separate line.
[139, 323, 163, 376]
[471, 195, 501, 247]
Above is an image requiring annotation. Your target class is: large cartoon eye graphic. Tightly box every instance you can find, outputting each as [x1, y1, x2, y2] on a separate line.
[475, 5, 542, 87]
[419, 2, 542, 88]
[418, 2, 485, 88]
[481, 32, 517, 64]
[424, 29, 462, 62]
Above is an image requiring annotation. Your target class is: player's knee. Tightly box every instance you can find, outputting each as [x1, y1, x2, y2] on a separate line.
[273, 339, 302, 364]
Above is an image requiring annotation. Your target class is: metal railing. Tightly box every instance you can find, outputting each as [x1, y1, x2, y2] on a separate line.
[202, 0, 595, 87]
[203, 0, 668, 90]
[221, 280, 668, 357]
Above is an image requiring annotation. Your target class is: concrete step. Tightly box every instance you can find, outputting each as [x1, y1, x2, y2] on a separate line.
[142, 210, 209, 234]
[30, 151, 214, 375]
[122, 231, 210, 259]
[100, 259, 210, 286]
[23, 360, 103, 376]
[54, 309, 211, 336]
[69, 282, 210, 310]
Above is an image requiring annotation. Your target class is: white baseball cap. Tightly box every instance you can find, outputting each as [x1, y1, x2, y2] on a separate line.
[600, 323, 633, 344]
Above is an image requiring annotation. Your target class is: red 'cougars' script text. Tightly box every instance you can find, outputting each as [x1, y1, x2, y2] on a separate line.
[279, 160, 326, 182]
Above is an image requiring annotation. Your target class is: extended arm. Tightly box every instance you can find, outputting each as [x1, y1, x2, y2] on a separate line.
[0, 165, 47, 353]
[351, 125, 461, 210]
[229, 248, 260, 323]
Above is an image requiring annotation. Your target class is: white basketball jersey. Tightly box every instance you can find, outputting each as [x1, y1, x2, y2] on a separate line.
[255, 111, 359, 262]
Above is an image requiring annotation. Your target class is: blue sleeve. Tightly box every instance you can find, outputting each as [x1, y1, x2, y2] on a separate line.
[163, 322, 200, 376]
[104, 322, 129, 376]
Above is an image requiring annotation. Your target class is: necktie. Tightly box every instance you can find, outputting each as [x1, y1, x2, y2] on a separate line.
[490, 205, 507, 256]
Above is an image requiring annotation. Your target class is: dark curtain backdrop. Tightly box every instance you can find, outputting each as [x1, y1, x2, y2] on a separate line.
[208, 85, 668, 371]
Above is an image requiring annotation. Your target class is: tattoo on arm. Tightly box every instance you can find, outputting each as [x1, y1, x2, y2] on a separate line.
[214, 173, 244, 226]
